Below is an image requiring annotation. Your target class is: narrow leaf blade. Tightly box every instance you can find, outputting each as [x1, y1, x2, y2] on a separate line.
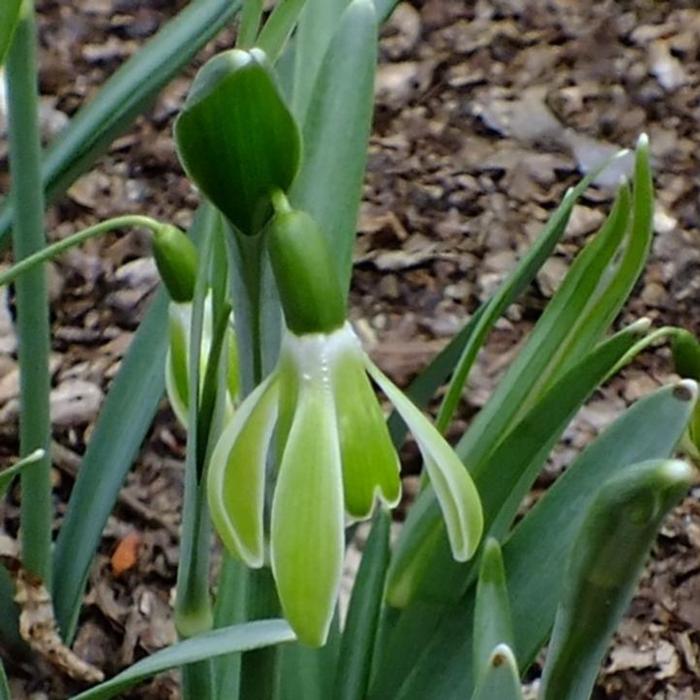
[72, 620, 295, 700]
[540, 459, 692, 700]
[290, 0, 377, 293]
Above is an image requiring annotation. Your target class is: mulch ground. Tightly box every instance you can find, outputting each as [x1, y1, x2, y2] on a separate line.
[1, 0, 700, 697]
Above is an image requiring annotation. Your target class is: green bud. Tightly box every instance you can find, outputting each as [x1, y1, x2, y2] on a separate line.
[672, 330, 700, 381]
[152, 225, 198, 303]
[266, 210, 346, 335]
[174, 48, 301, 236]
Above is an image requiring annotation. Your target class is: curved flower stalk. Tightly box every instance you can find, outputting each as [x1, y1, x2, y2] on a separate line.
[207, 204, 484, 646]
[151, 223, 239, 425]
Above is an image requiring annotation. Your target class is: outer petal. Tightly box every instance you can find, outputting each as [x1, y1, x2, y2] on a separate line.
[270, 364, 344, 647]
[366, 360, 483, 562]
[329, 325, 400, 519]
[207, 374, 279, 567]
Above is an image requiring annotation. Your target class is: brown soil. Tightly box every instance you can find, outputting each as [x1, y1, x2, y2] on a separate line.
[1, 1, 700, 698]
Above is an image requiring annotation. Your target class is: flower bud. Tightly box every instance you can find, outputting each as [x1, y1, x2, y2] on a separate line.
[266, 210, 346, 335]
[152, 225, 198, 303]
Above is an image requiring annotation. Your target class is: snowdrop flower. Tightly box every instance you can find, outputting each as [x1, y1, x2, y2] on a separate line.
[207, 206, 483, 646]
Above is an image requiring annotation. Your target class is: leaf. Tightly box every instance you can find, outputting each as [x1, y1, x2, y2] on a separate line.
[238, 0, 264, 49]
[290, 0, 377, 294]
[470, 645, 524, 700]
[71, 620, 295, 700]
[0, 0, 243, 244]
[379, 380, 697, 700]
[257, 0, 307, 62]
[291, 0, 350, 121]
[385, 321, 648, 607]
[504, 379, 698, 670]
[367, 361, 483, 563]
[52, 205, 214, 643]
[0, 0, 21, 66]
[539, 459, 693, 700]
[456, 179, 632, 469]
[436, 157, 620, 433]
[473, 539, 513, 682]
[270, 368, 344, 647]
[0, 657, 9, 700]
[334, 510, 392, 700]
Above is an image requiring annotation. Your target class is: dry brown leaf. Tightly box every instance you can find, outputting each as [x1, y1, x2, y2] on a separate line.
[111, 531, 142, 577]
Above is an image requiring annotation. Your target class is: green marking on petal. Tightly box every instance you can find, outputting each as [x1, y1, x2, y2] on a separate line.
[165, 305, 190, 427]
[208, 375, 279, 567]
[366, 360, 483, 562]
[330, 327, 400, 519]
[270, 370, 344, 647]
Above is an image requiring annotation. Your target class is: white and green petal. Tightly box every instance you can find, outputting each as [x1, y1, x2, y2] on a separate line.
[207, 374, 279, 567]
[366, 360, 483, 562]
[328, 324, 400, 519]
[165, 295, 238, 427]
[270, 335, 345, 648]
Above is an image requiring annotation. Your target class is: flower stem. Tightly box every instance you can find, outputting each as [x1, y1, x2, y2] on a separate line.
[0, 215, 165, 288]
[5, 0, 52, 585]
[175, 209, 216, 697]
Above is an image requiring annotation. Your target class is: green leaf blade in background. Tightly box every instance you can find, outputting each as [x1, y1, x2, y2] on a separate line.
[290, 0, 378, 295]
[386, 320, 648, 608]
[473, 539, 513, 682]
[0, 0, 242, 244]
[52, 206, 215, 643]
[333, 510, 392, 700]
[0, 0, 21, 66]
[72, 620, 295, 700]
[539, 458, 693, 700]
[504, 379, 697, 670]
[51, 291, 170, 641]
[257, 0, 307, 63]
[470, 645, 524, 700]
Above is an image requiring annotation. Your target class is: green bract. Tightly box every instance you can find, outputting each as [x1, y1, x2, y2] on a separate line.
[174, 48, 301, 236]
[208, 322, 483, 646]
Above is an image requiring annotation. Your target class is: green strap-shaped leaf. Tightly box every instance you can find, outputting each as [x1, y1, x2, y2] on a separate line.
[71, 620, 295, 700]
[290, 0, 377, 295]
[436, 160, 625, 433]
[0, 0, 242, 244]
[0, 0, 21, 66]
[52, 205, 215, 643]
[504, 379, 697, 670]
[334, 510, 392, 700]
[470, 645, 524, 700]
[238, 0, 264, 48]
[371, 385, 696, 700]
[540, 459, 692, 700]
[456, 179, 632, 469]
[473, 539, 513, 682]
[386, 320, 648, 607]
[291, 0, 350, 121]
[257, 0, 307, 62]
